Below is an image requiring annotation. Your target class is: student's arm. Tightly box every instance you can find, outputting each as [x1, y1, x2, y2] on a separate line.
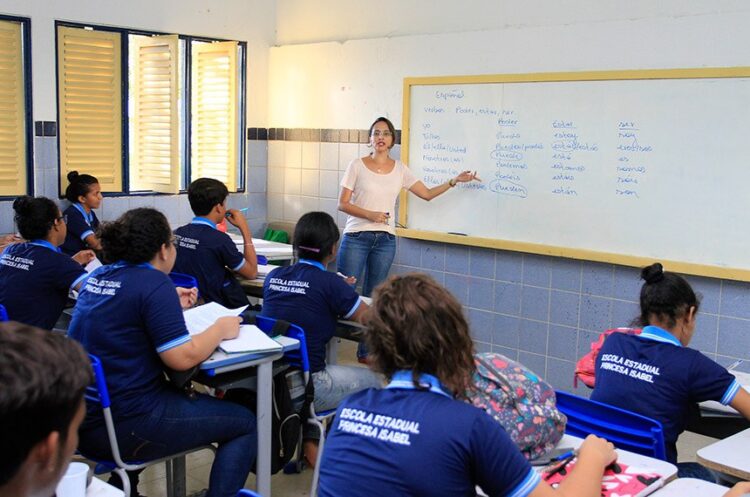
[72, 249, 96, 266]
[338, 187, 389, 224]
[723, 482, 750, 497]
[159, 316, 241, 371]
[528, 435, 616, 497]
[408, 170, 480, 201]
[730, 388, 750, 419]
[226, 208, 258, 279]
[350, 300, 370, 324]
[83, 233, 102, 251]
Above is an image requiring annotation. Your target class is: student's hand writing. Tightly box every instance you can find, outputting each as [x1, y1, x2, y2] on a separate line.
[214, 316, 242, 340]
[454, 170, 482, 183]
[723, 482, 750, 497]
[368, 211, 390, 224]
[577, 434, 617, 468]
[72, 249, 96, 266]
[176, 287, 198, 309]
[225, 208, 250, 232]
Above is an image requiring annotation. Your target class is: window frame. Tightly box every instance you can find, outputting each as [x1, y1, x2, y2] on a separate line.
[54, 21, 247, 197]
[0, 14, 33, 199]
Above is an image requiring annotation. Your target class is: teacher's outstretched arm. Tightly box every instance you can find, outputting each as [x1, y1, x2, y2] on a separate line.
[409, 170, 481, 201]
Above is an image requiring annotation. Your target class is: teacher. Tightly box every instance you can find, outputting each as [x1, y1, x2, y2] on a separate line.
[337, 116, 479, 297]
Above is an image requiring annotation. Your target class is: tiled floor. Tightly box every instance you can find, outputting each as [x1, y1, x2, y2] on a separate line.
[89, 338, 726, 496]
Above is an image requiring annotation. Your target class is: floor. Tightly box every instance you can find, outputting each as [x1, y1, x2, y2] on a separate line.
[88, 338, 726, 496]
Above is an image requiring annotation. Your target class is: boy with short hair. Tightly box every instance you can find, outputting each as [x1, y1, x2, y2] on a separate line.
[0, 321, 92, 497]
[173, 178, 258, 307]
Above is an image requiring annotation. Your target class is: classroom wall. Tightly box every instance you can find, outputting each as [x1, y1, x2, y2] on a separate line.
[266, 3, 750, 392]
[0, 0, 274, 234]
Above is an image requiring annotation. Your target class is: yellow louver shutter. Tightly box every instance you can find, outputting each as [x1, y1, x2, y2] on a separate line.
[0, 20, 27, 196]
[57, 26, 122, 193]
[191, 41, 238, 190]
[130, 35, 180, 193]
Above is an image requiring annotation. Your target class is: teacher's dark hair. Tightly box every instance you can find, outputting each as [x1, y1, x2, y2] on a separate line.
[12, 196, 59, 241]
[98, 208, 172, 264]
[0, 321, 92, 486]
[293, 211, 340, 262]
[64, 171, 99, 203]
[366, 273, 475, 397]
[369, 117, 397, 148]
[637, 262, 700, 328]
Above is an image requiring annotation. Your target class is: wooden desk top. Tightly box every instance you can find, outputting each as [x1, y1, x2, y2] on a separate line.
[697, 427, 750, 480]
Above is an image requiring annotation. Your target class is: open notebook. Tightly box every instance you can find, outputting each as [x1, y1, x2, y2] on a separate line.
[543, 460, 663, 497]
[183, 302, 282, 355]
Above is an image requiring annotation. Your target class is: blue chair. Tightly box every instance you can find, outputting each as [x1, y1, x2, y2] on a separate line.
[0, 304, 8, 321]
[254, 315, 337, 497]
[83, 354, 215, 497]
[237, 490, 263, 497]
[555, 390, 667, 460]
[169, 272, 199, 291]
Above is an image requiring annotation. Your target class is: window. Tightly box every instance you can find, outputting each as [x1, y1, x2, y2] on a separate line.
[0, 16, 32, 197]
[56, 23, 246, 195]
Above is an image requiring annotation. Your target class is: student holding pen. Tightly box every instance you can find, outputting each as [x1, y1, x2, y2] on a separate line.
[0, 196, 95, 329]
[336, 117, 481, 299]
[319, 274, 616, 497]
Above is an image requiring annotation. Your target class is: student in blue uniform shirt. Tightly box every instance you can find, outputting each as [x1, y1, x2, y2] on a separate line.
[0, 196, 95, 329]
[60, 171, 102, 256]
[261, 211, 381, 468]
[319, 273, 616, 497]
[592, 262, 750, 477]
[173, 178, 258, 307]
[68, 208, 255, 497]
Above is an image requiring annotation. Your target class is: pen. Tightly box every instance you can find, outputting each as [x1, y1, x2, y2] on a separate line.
[550, 450, 576, 462]
[226, 208, 249, 218]
[542, 451, 578, 481]
[336, 272, 349, 279]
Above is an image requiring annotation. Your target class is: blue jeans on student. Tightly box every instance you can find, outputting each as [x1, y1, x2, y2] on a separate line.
[337, 231, 396, 297]
[80, 390, 257, 497]
[306, 365, 382, 439]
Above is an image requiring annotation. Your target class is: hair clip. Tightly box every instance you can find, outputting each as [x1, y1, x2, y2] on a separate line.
[297, 245, 320, 253]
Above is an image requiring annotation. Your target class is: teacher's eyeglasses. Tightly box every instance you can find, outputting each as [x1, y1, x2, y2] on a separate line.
[372, 130, 392, 138]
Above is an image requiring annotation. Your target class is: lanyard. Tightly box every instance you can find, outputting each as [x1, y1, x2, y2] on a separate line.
[29, 239, 62, 253]
[111, 261, 156, 271]
[191, 217, 216, 229]
[299, 259, 326, 270]
[386, 370, 453, 399]
[73, 203, 94, 226]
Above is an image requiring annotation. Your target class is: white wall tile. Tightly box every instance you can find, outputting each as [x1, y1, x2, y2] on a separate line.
[154, 195, 179, 222]
[300, 169, 319, 196]
[102, 197, 130, 222]
[319, 142, 339, 171]
[268, 141, 285, 168]
[247, 140, 268, 167]
[319, 170, 340, 199]
[284, 168, 301, 195]
[319, 198, 338, 219]
[285, 141, 302, 168]
[339, 143, 360, 170]
[177, 195, 194, 225]
[0, 201, 14, 233]
[283, 194, 303, 221]
[267, 193, 284, 222]
[301, 142, 320, 169]
[391, 144, 401, 161]
[267, 167, 285, 193]
[299, 196, 319, 217]
[248, 166, 267, 193]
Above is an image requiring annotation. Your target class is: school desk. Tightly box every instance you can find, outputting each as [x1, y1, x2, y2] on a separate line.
[697, 427, 750, 480]
[651, 478, 728, 497]
[87, 477, 124, 496]
[227, 234, 294, 261]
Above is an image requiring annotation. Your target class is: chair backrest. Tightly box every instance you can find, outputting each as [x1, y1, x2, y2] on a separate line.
[237, 489, 263, 497]
[254, 315, 309, 374]
[86, 354, 112, 409]
[168, 272, 199, 290]
[0, 304, 8, 322]
[555, 390, 666, 460]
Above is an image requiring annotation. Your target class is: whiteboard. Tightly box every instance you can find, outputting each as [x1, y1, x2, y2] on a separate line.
[399, 69, 750, 281]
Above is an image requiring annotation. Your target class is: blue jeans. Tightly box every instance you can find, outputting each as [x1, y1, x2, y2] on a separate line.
[306, 365, 382, 438]
[80, 390, 257, 497]
[337, 231, 396, 297]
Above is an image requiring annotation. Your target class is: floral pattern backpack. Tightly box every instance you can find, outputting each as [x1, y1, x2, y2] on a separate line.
[466, 352, 566, 460]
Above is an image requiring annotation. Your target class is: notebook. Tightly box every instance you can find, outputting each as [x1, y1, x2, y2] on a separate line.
[218, 324, 283, 355]
[543, 460, 663, 497]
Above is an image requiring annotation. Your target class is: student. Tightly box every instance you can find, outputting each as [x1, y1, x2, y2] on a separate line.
[260, 211, 381, 467]
[173, 178, 258, 307]
[591, 262, 750, 476]
[0, 196, 95, 329]
[60, 171, 102, 256]
[69, 208, 256, 497]
[0, 321, 92, 497]
[337, 116, 480, 297]
[319, 273, 617, 497]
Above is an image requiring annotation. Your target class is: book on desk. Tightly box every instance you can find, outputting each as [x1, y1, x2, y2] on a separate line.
[183, 302, 282, 354]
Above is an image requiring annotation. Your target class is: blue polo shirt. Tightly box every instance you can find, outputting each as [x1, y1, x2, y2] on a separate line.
[319, 371, 540, 497]
[0, 240, 87, 329]
[172, 217, 246, 305]
[68, 262, 191, 422]
[260, 260, 361, 373]
[60, 203, 99, 256]
[592, 325, 739, 463]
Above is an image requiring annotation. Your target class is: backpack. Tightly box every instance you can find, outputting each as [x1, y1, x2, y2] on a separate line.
[223, 369, 303, 474]
[466, 352, 566, 460]
[574, 327, 642, 388]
